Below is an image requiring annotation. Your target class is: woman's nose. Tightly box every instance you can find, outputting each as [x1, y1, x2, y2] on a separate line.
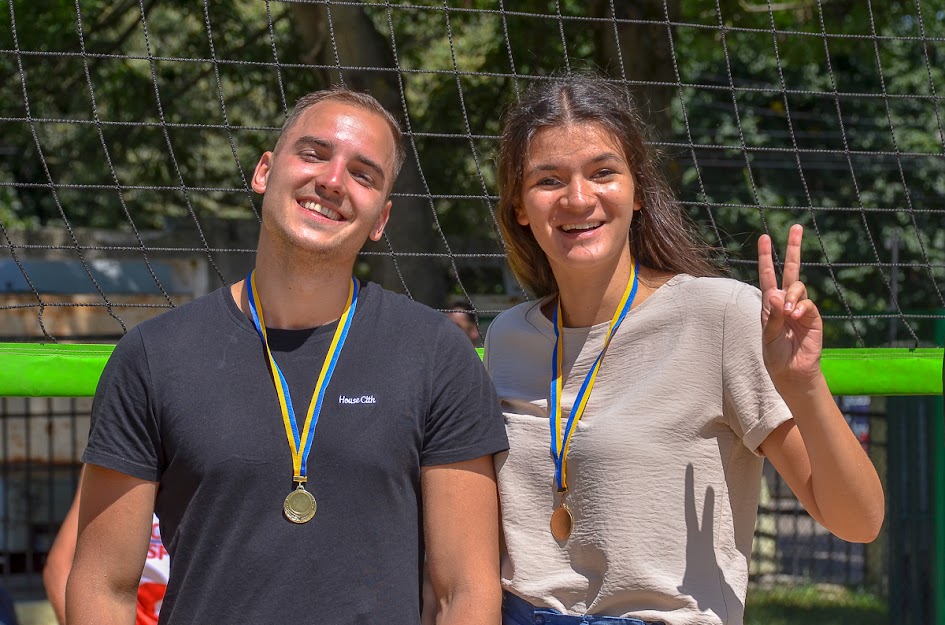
[562, 178, 594, 209]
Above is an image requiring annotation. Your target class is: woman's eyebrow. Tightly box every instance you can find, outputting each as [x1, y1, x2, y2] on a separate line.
[526, 152, 625, 174]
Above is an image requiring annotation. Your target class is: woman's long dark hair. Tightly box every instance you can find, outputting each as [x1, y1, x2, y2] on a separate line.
[497, 74, 721, 297]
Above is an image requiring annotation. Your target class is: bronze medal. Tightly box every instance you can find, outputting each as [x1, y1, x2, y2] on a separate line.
[548, 262, 638, 544]
[284, 485, 317, 523]
[550, 502, 573, 541]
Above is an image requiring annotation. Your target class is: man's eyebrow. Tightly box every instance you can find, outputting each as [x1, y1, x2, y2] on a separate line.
[294, 135, 332, 151]
[353, 154, 386, 184]
[293, 135, 386, 183]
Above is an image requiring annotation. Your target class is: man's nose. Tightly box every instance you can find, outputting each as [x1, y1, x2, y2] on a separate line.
[316, 158, 345, 196]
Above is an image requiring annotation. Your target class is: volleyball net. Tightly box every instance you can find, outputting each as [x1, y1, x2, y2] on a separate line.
[0, 0, 942, 396]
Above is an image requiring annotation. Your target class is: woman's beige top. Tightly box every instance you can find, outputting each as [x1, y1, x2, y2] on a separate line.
[485, 275, 793, 625]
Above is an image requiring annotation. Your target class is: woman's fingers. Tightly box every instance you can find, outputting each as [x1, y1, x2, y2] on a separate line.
[759, 224, 804, 293]
[781, 224, 804, 288]
[758, 233, 778, 294]
[782, 280, 809, 314]
[790, 298, 820, 325]
[762, 290, 786, 343]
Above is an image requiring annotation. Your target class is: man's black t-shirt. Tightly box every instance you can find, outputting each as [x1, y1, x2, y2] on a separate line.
[83, 282, 508, 625]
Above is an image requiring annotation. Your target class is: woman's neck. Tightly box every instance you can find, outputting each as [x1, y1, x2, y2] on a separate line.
[555, 279, 624, 328]
[548, 255, 671, 328]
[550, 254, 634, 328]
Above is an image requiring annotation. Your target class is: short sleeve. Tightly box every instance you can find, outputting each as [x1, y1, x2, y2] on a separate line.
[83, 328, 163, 481]
[421, 321, 508, 466]
[722, 283, 793, 455]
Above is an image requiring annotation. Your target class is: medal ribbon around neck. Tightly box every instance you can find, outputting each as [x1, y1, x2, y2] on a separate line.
[550, 257, 639, 492]
[246, 269, 358, 482]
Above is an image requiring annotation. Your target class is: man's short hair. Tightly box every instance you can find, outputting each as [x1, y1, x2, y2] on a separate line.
[447, 301, 477, 323]
[275, 87, 407, 181]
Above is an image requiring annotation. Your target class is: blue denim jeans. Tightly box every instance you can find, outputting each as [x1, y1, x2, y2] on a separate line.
[502, 591, 664, 625]
[0, 586, 18, 625]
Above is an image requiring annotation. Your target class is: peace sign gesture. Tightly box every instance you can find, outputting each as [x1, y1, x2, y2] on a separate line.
[758, 224, 823, 387]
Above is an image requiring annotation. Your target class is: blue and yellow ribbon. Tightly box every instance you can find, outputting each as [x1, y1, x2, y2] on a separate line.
[246, 270, 358, 481]
[550, 258, 639, 492]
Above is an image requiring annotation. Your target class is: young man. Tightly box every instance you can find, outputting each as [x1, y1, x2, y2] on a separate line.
[67, 88, 508, 624]
[445, 302, 481, 347]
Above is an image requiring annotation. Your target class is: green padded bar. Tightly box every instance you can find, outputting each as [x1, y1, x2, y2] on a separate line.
[820, 348, 944, 396]
[0, 343, 113, 397]
[0, 343, 942, 397]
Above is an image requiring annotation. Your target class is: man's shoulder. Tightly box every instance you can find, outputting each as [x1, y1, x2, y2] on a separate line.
[131, 287, 232, 341]
[361, 282, 458, 330]
[359, 283, 481, 358]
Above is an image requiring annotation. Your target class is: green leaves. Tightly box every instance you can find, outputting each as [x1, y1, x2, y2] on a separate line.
[0, 1, 941, 345]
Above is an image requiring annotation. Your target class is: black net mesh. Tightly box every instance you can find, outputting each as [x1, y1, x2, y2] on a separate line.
[0, 0, 943, 347]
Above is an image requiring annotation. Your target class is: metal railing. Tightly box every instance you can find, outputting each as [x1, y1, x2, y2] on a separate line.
[750, 408, 885, 591]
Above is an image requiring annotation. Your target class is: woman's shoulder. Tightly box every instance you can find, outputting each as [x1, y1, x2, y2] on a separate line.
[483, 298, 552, 367]
[663, 274, 760, 305]
[487, 297, 547, 337]
[662, 275, 769, 336]
[635, 275, 762, 331]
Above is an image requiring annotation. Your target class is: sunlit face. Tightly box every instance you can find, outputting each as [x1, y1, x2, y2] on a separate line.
[447, 310, 481, 345]
[251, 100, 396, 262]
[516, 122, 641, 278]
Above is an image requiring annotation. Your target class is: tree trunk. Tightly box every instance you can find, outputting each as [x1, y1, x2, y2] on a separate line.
[590, 0, 680, 145]
[289, 3, 447, 308]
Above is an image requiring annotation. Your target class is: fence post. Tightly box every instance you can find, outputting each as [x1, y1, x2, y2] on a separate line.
[937, 341, 945, 624]
[887, 395, 942, 624]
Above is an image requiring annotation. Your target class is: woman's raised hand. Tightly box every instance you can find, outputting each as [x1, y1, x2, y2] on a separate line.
[757, 224, 824, 387]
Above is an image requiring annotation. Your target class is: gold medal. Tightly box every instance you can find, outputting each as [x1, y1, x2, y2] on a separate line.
[284, 483, 317, 523]
[550, 502, 573, 541]
[248, 272, 359, 526]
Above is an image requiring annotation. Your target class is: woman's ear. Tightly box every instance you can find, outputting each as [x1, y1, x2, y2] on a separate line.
[514, 202, 529, 226]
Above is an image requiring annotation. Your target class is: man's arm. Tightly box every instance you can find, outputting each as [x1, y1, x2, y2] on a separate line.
[66, 464, 157, 625]
[44, 469, 85, 624]
[422, 456, 502, 625]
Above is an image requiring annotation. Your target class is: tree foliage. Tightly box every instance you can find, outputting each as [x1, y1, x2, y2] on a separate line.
[1, 0, 942, 345]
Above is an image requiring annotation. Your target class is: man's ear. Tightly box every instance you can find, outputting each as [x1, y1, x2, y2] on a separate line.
[369, 200, 393, 242]
[251, 152, 273, 194]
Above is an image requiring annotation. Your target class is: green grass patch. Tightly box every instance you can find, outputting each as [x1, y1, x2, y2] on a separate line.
[745, 584, 887, 625]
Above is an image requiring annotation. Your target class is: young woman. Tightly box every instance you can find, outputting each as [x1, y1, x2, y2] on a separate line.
[484, 74, 884, 625]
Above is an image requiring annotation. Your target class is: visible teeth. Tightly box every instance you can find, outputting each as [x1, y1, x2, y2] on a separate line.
[301, 200, 342, 221]
[561, 222, 601, 232]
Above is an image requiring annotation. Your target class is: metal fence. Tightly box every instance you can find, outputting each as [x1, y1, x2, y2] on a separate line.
[750, 401, 885, 592]
[0, 396, 894, 606]
[1, 397, 88, 601]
